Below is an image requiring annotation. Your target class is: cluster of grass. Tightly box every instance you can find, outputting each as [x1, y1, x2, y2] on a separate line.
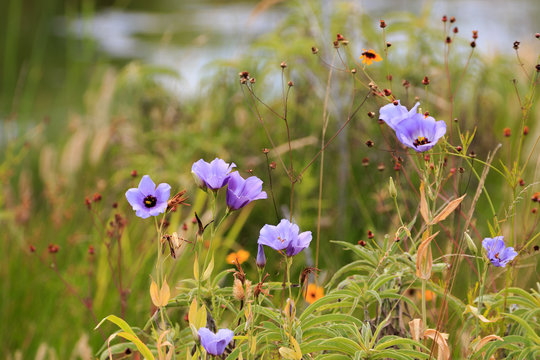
[1, 1, 539, 358]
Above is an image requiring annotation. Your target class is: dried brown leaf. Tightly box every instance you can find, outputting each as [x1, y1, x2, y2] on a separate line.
[416, 231, 439, 280]
[431, 194, 466, 224]
[420, 181, 430, 224]
[424, 328, 450, 360]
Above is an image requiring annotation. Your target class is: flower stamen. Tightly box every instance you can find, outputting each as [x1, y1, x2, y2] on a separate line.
[143, 195, 157, 208]
[413, 136, 431, 147]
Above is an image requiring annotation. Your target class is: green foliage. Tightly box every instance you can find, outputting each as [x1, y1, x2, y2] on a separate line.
[1, 0, 539, 358]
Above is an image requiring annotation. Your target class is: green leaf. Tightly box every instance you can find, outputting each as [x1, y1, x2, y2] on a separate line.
[95, 315, 137, 337]
[116, 332, 156, 360]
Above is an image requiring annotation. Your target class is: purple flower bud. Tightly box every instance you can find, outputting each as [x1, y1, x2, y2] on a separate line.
[226, 171, 267, 211]
[256, 244, 266, 268]
[125, 175, 171, 219]
[191, 158, 236, 191]
[482, 236, 517, 267]
[198, 328, 234, 356]
[258, 219, 312, 257]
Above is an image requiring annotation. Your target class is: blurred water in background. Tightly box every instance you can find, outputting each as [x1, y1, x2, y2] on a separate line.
[61, 0, 539, 97]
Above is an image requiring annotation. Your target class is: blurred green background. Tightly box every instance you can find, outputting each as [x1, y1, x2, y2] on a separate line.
[1, 0, 539, 358]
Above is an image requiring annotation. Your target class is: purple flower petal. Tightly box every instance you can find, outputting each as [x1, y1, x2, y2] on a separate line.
[138, 175, 156, 196]
[379, 100, 416, 130]
[226, 172, 267, 211]
[198, 328, 234, 356]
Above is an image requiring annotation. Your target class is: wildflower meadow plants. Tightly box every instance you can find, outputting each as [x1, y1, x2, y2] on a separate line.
[89, 11, 540, 359]
[8, 2, 539, 359]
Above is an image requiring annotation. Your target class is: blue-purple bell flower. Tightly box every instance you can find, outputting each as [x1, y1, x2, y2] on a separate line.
[258, 219, 312, 257]
[191, 158, 236, 191]
[226, 171, 267, 211]
[198, 327, 234, 356]
[379, 101, 446, 152]
[482, 236, 517, 267]
[125, 175, 171, 219]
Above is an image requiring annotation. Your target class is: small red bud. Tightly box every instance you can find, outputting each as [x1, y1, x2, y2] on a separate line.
[366, 140, 374, 147]
[131, 170, 137, 177]
[518, 178, 525, 186]
[383, 88, 392, 96]
[367, 230, 374, 239]
[503, 128, 511, 137]
[422, 76, 430, 85]
[442, 15, 447, 22]
[453, 26, 458, 34]
[92, 193, 102, 202]
[523, 126, 529, 135]
[269, 161, 277, 170]
[280, 61, 287, 68]
[29, 245, 36, 253]
[450, 16, 456, 23]
[379, 20, 386, 28]
[88, 245, 95, 255]
[456, 146, 462, 152]
[362, 157, 370, 166]
[358, 240, 366, 247]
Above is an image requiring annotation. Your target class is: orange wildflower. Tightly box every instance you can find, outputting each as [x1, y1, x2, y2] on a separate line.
[304, 283, 324, 304]
[360, 49, 382, 65]
[226, 249, 250, 265]
[416, 289, 435, 302]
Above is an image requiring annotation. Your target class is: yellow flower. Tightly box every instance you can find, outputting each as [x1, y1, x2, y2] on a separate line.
[304, 283, 324, 304]
[226, 249, 250, 265]
[360, 49, 383, 65]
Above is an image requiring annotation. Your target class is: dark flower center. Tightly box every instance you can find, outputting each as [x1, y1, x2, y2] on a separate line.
[494, 252, 499, 259]
[143, 195, 157, 208]
[413, 136, 431, 147]
[362, 51, 377, 59]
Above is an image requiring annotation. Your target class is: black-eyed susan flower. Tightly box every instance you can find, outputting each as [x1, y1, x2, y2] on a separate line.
[360, 49, 382, 65]
[304, 283, 324, 304]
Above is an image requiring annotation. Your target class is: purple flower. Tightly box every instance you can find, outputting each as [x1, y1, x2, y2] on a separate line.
[258, 219, 312, 257]
[125, 175, 171, 219]
[379, 100, 420, 131]
[191, 158, 236, 191]
[226, 171, 267, 211]
[482, 236, 517, 267]
[379, 100, 447, 152]
[256, 244, 266, 268]
[198, 328, 234, 356]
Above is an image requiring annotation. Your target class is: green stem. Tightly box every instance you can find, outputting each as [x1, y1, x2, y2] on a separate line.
[286, 256, 293, 300]
[476, 260, 489, 337]
[421, 279, 427, 327]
